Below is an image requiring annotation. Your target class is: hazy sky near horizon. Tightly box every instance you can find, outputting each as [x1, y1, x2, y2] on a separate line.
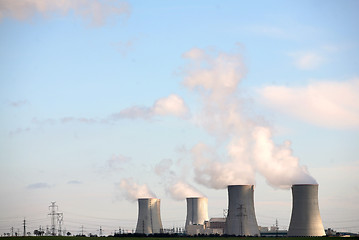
[1, 0, 359, 235]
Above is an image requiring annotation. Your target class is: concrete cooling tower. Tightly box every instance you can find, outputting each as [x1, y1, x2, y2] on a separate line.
[135, 198, 163, 234]
[185, 197, 209, 231]
[288, 184, 325, 237]
[225, 185, 260, 236]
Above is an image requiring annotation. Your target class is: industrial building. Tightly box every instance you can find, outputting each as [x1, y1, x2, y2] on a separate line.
[185, 218, 225, 236]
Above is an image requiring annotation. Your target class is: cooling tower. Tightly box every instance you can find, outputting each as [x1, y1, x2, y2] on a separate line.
[287, 184, 325, 236]
[185, 197, 209, 231]
[135, 198, 163, 234]
[225, 185, 260, 236]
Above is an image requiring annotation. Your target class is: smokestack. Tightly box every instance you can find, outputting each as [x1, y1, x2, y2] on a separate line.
[287, 184, 325, 236]
[225, 185, 260, 236]
[135, 198, 163, 234]
[185, 197, 209, 231]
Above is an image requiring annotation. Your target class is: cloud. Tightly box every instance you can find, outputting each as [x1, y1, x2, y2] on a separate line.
[67, 180, 82, 184]
[246, 25, 288, 38]
[30, 117, 101, 125]
[112, 106, 153, 120]
[26, 182, 52, 189]
[288, 51, 325, 70]
[0, 0, 131, 26]
[31, 117, 56, 125]
[112, 38, 136, 56]
[153, 94, 189, 117]
[258, 78, 359, 129]
[107, 154, 131, 171]
[9, 127, 31, 136]
[111, 94, 189, 120]
[12, 95, 187, 134]
[61, 117, 98, 124]
[9, 100, 29, 107]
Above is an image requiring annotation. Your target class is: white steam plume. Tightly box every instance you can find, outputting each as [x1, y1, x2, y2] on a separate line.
[118, 178, 156, 202]
[182, 47, 316, 189]
[252, 127, 317, 188]
[155, 158, 205, 200]
[169, 181, 204, 201]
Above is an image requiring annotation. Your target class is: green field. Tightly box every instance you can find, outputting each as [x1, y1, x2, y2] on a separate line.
[0, 237, 354, 240]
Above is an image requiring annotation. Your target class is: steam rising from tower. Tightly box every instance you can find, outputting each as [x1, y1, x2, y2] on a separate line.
[135, 198, 163, 234]
[185, 197, 209, 231]
[182, 47, 316, 190]
[288, 184, 325, 236]
[225, 185, 260, 236]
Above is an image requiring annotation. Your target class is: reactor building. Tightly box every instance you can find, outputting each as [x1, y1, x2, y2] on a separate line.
[225, 185, 260, 236]
[287, 184, 325, 236]
[135, 198, 163, 234]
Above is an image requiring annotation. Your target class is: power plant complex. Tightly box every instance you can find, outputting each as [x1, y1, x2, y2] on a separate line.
[134, 184, 326, 237]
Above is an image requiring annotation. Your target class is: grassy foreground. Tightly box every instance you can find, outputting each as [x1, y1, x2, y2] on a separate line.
[0, 237, 353, 240]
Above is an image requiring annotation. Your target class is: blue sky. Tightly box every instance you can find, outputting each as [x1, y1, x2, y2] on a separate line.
[1, 0, 359, 236]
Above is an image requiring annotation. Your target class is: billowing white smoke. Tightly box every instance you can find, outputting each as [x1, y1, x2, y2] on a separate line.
[192, 141, 255, 189]
[182, 47, 316, 189]
[155, 159, 205, 200]
[118, 178, 156, 202]
[252, 127, 316, 188]
[169, 181, 204, 200]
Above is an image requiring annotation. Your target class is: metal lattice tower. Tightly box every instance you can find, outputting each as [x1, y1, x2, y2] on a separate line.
[236, 204, 247, 236]
[57, 213, 63, 236]
[48, 202, 58, 236]
[48, 202, 63, 236]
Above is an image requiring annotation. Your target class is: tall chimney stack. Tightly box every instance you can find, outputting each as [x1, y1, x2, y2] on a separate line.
[288, 184, 325, 236]
[135, 198, 163, 234]
[225, 185, 260, 236]
[185, 197, 209, 231]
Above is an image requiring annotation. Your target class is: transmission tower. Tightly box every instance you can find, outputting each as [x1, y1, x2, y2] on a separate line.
[99, 226, 103, 237]
[57, 213, 63, 236]
[23, 219, 26, 237]
[236, 204, 247, 236]
[48, 202, 58, 235]
[48, 201, 63, 236]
